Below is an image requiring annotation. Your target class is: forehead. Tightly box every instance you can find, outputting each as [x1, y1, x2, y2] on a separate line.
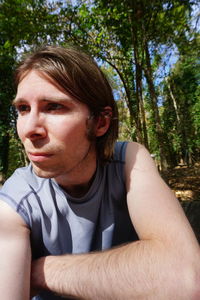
[17, 70, 62, 93]
[14, 70, 74, 103]
[13, 70, 91, 115]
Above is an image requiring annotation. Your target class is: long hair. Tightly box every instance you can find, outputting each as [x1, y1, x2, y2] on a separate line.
[14, 45, 118, 162]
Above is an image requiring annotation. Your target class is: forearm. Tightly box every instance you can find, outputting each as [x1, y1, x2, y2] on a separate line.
[31, 240, 200, 300]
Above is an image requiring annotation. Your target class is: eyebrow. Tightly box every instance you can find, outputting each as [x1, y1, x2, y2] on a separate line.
[12, 98, 25, 106]
[12, 96, 75, 106]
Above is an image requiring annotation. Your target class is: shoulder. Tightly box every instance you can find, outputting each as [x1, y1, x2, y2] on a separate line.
[0, 174, 31, 241]
[124, 142, 160, 191]
[0, 165, 48, 226]
[125, 142, 157, 172]
[108, 141, 156, 187]
[1, 164, 47, 197]
[111, 141, 156, 177]
[0, 201, 30, 231]
[1, 166, 29, 197]
[113, 141, 128, 162]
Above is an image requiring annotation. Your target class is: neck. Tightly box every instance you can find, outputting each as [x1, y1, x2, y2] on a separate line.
[61, 170, 97, 198]
[55, 145, 97, 198]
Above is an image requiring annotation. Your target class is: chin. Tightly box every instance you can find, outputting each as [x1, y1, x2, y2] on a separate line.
[32, 165, 60, 179]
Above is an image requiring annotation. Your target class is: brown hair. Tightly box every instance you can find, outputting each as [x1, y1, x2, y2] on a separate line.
[14, 45, 118, 162]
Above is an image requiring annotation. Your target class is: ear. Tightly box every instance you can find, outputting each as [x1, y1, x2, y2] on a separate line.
[95, 106, 112, 137]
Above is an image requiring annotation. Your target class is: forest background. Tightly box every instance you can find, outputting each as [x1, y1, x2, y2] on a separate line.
[0, 0, 200, 238]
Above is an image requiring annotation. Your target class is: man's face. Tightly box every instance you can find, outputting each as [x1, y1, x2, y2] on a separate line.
[14, 70, 96, 183]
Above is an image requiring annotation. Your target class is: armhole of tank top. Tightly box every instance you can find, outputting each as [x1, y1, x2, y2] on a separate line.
[0, 192, 31, 228]
[115, 141, 128, 186]
[119, 141, 128, 161]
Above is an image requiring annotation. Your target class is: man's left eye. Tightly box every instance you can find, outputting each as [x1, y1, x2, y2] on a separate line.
[46, 103, 64, 111]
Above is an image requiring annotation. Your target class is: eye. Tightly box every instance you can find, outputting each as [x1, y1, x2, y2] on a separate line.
[15, 104, 30, 114]
[46, 102, 65, 111]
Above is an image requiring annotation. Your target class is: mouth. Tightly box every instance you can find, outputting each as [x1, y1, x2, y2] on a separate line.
[28, 152, 53, 162]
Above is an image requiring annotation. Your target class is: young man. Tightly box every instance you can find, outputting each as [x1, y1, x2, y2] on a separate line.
[0, 45, 199, 300]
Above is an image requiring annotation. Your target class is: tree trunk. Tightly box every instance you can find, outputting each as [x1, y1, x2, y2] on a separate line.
[0, 134, 9, 179]
[166, 79, 191, 166]
[137, 66, 149, 150]
[105, 58, 144, 143]
[128, 15, 149, 146]
[166, 79, 181, 123]
[144, 41, 171, 170]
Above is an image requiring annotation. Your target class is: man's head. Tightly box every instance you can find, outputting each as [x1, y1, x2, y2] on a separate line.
[14, 45, 118, 162]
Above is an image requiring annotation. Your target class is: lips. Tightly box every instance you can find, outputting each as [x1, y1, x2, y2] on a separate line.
[28, 152, 53, 162]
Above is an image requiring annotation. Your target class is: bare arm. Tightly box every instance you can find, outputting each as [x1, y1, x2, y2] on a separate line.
[31, 142, 200, 299]
[0, 201, 31, 300]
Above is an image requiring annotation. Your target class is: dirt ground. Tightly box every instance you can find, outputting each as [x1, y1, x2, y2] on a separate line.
[161, 163, 200, 243]
[161, 162, 200, 202]
[1, 163, 199, 200]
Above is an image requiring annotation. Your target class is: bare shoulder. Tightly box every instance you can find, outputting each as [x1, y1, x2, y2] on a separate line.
[125, 141, 158, 178]
[0, 200, 29, 235]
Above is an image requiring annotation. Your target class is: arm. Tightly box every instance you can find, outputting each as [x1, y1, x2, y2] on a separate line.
[0, 201, 31, 300]
[31, 142, 200, 299]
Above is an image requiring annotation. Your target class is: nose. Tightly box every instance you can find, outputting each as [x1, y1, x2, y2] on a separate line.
[20, 112, 47, 141]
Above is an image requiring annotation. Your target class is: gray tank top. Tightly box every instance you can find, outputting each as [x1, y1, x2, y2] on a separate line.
[0, 141, 138, 299]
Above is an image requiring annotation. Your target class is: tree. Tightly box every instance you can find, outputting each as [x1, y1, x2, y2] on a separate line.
[1, 0, 199, 179]
[0, 0, 59, 179]
[162, 36, 200, 165]
[69, 0, 198, 169]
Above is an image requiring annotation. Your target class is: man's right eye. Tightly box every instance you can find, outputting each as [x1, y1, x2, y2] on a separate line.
[16, 104, 30, 113]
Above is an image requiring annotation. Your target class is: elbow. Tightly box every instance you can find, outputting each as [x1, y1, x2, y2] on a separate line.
[181, 263, 200, 300]
[192, 289, 200, 300]
[189, 280, 200, 300]
[191, 270, 200, 300]
[167, 256, 200, 300]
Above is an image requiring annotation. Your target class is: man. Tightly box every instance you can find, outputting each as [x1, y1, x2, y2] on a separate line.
[0, 45, 199, 300]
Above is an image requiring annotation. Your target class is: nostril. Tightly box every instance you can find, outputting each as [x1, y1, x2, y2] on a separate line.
[30, 133, 43, 138]
[29, 130, 46, 140]
[25, 125, 47, 140]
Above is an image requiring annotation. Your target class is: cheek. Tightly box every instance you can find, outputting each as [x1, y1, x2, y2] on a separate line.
[16, 119, 24, 141]
[51, 120, 88, 142]
[86, 121, 96, 141]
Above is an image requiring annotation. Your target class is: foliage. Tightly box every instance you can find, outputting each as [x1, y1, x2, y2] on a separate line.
[0, 0, 199, 180]
[0, 0, 58, 179]
[161, 41, 200, 164]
